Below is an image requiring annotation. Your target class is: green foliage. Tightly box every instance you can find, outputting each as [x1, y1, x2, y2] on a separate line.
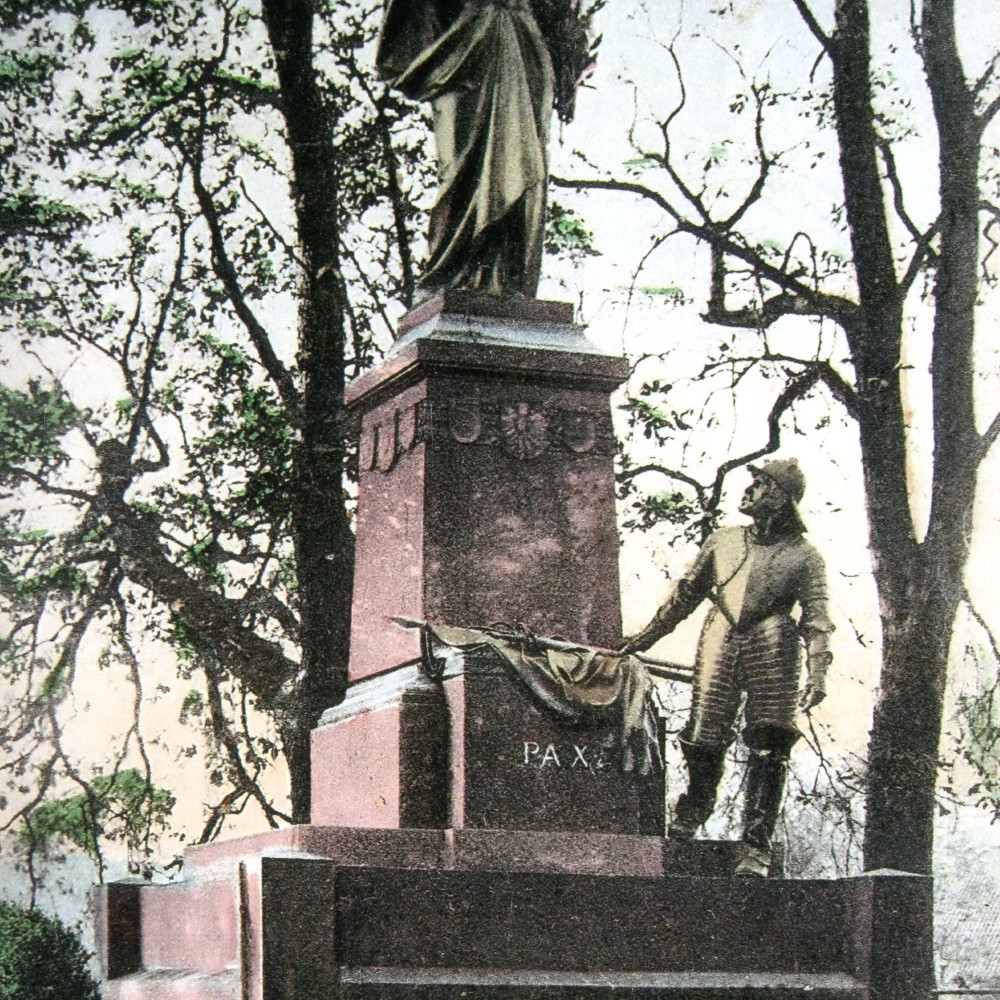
[955, 685, 1000, 822]
[621, 489, 702, 534]
[22, 769, 175, 864]
[0, 904, 100, 1000]
[634, 285, 688, 304]
[546, 201, 600, 261]
[0, 193, 84, 235]
[621, 392, 694, 443]
[0, 0, 428, 848]
[0, 380, 77, 475]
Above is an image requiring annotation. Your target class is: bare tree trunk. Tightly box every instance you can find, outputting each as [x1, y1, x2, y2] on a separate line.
[865, 574, 957, 875]
[822, 0, 982, 891]
[862, 0, 981, 878]
[260, 0, 354, 823]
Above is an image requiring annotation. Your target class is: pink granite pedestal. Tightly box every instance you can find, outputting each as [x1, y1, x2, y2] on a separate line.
[346, 299, 627, 680]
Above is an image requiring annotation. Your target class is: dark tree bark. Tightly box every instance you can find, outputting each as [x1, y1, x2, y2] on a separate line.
[259, 0, 355, 823]
[859, 0, 982, 877]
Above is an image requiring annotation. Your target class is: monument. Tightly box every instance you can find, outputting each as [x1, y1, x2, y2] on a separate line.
[94, 300, 933, 1000]
[94, 4, 934, 997]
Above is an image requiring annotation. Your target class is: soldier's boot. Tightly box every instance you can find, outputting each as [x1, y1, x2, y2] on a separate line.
[667, 739, 726, 842]
[735, 749, 789, 877]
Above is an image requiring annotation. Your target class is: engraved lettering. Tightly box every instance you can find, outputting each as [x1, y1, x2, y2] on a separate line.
[523, 741, 540, 765]
[540, 744, 561, 768]
[571, 744, 590, 768]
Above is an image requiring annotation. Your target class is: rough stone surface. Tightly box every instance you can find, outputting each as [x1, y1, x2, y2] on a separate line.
[397, 291, 575, 336]
[97, 841, 931, 1000]
[444, 646, 663, 834]
[347, 335, 627, 681]
[312, 650, 664, 836]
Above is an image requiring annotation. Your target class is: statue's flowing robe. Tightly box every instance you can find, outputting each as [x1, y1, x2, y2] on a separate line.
[376, 0, 554, 297]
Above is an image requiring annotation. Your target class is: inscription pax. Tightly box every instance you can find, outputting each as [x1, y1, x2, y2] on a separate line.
[522, 741, 609, 771]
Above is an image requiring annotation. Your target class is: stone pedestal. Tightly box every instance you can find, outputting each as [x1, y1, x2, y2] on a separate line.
[312, 294, 653, 837]
[311, 650, 664, 835]
[347, 295, 626, 681]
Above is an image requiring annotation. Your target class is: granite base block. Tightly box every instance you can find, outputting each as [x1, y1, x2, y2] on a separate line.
[312, 651, 665, 836]
[98, 845, 931, 1000]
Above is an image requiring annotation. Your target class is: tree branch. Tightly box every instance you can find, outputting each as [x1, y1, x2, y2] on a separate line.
[179, 126, 299, 412]
[619, 463, 708, 502]
[345, 52, 417, 308]
[720, 81, 775, 231]
[90, 443, 298, 704]
[791, 0, 834, 56]
[976, 92, 1000, 135]
[899, 218, 941, 296]
[978, 409, 1000, 463]
[126, 208, 187, 466]
[551, 175, 860, 327]
[706, 367, 823, 510]
[963, 586, 1000, 667]
[877, 139, 932, 249]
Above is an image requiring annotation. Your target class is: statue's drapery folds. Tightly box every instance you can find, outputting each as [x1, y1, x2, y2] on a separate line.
[376, 0, 555, 297]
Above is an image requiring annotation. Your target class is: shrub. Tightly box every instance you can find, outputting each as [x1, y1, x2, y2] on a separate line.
[0, 904, 100, 1000]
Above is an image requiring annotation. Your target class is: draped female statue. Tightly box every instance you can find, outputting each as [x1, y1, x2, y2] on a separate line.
[376, 0, 595, 300]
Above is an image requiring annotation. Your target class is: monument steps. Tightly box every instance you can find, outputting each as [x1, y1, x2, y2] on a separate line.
[333, 868, 855, 974]
[103, 968, 239, 1000]
[339, 966, 869, 999]
[95, 844, 930, 1000]
[103, 967, 869, 1000]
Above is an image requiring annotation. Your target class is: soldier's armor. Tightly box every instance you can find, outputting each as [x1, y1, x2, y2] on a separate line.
[650, 524, 833, 749]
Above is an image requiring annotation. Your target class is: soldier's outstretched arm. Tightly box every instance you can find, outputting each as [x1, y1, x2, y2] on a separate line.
[618, 536, 716, 654]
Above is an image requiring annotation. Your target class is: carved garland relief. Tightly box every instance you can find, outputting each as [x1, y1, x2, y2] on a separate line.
[360, 399, 613, 474]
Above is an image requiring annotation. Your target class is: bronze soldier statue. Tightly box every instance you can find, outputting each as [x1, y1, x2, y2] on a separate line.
[375, 0, 594, 300]
[620, 459, 834, 876]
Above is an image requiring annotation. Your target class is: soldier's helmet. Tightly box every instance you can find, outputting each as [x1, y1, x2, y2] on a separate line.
[747, 458, 806, 503]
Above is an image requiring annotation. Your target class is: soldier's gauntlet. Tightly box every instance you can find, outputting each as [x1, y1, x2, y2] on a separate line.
[805, 629, 833, 694]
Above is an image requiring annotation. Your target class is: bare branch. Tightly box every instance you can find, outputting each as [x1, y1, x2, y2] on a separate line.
[977, 92, 1000, 135]
[721, 82, 774, 231]
[126, 207, 187, 467]
[978, 409, 1000, 463]
[200, 659, 292, 835]
[344, 52, 417, 307]
[791, 0, 834, 56]
[657, 46, 712, 223]
[899, 218, 941, 296]
[706, 367, 823, 509]
[551, 174, 860, 327]
[236, 176, 307, 272]
[177, 124, 299, 412]
[877, 139, 932, 249]
[704, 244, 859, 331]
[963, 586, 1000, 667]
[619, 463, 708, 501]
